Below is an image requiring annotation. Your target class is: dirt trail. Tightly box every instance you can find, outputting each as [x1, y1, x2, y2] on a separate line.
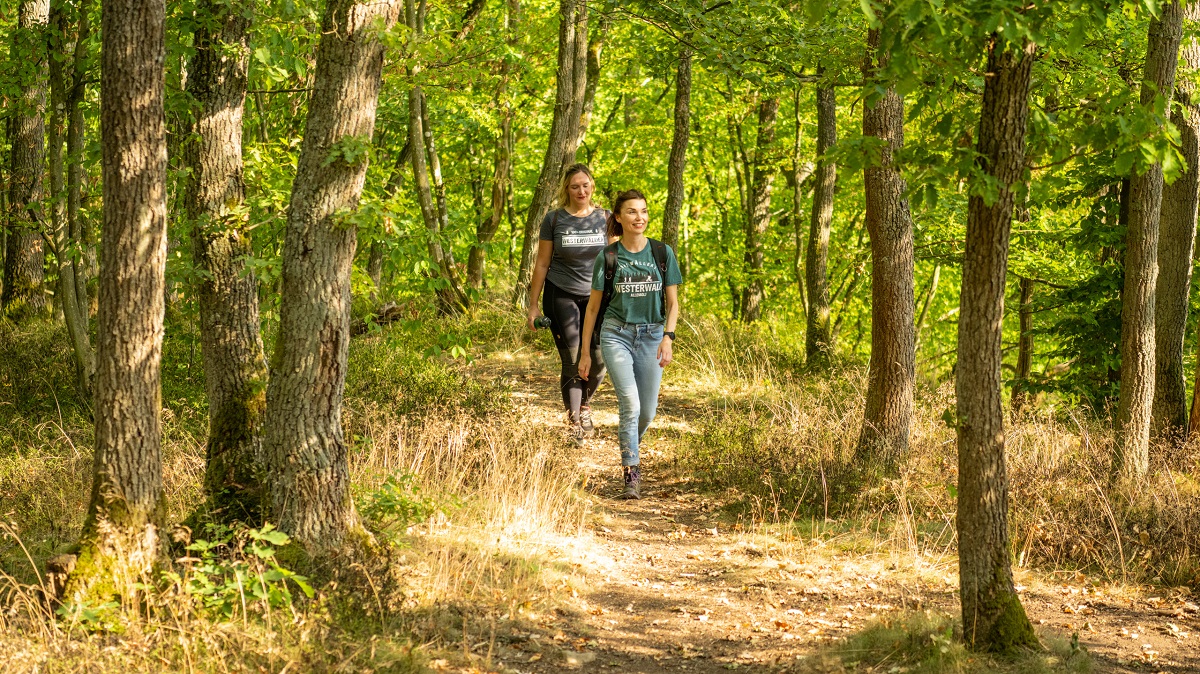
[486, 352, 1200, 674]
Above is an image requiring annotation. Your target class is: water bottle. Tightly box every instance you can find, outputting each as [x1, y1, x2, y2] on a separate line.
[533, 316, 553, 329]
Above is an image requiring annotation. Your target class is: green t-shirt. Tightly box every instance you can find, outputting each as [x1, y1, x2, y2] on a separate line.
[591, 241, 683, 325]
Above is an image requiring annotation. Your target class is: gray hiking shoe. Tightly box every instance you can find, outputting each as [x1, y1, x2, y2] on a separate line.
[568, 412, 585, 446]
[579, 405, 595, 437]
[623, 465, 641, 500]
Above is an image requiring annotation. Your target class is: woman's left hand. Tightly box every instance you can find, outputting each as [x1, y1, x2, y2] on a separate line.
[657, 337, 673, 368]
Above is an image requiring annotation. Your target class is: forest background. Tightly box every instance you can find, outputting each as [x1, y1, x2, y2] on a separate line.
[2, 0, 1200, 671]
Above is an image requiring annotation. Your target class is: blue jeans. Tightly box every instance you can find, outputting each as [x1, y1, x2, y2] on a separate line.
[600, 321, 664, 467]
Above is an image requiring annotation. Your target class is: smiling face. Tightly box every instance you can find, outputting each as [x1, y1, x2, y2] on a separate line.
[567, 171, 594, 208]
[616, 198, 649, 236]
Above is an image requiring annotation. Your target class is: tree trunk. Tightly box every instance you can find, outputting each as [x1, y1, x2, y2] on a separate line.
[661, 47, 692, 250]
[187, 0, 268, 524]
[68, 0, 94, 314]
[1154, 2, 1200, 442]
[62, 0, 168, 604]
[805, 84, 836, 367]
[366, 240, 385, 301]
[955, 36, 1039, 655]
[49, 0, 94, 397]
[790, 90, 813, 316]
[2, 0, 49, 319]
[1115, 0, 1184, 479]
[740, 96, 779, 323]
[854, 26, 915, 473]
[1010, 276, 1035, 413]
[575, 9, 607, 156]
[914, 263, 941, 351]
[262, 0, 399, 552]
[513, 0, 586, 308]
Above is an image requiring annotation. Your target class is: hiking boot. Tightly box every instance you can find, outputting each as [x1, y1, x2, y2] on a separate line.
[622, 465, 641, 500]
[568, 411, 585, 446]
[579, 406, 595, 437]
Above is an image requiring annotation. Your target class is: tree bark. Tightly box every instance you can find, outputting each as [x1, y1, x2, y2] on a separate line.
[1155, 2, 1200, 441]
[854, 26, 915, 473]
[740, 96, 779, 323]
[67, 0, 94, 313]
[575, 9, 607, 155]
[262, 0, 399, 552]
[2, 0, 49, 319]
[187, 0, 268, 524]
[49, 0, 94, 397]
[1010, 276, 1035, 413]
[805, 84, 836, 367]
[63, 0, 168, 604]
[955, 36, 1039, 655]
[513, 0, 586, 308]
[1116, 0, 1184, 479]
[661, 47, 692, 250]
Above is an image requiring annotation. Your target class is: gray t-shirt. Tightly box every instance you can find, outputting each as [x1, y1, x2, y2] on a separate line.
[540, 207, 609, 296]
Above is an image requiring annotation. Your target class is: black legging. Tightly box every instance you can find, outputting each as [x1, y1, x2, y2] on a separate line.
[543, 280, 606, 416]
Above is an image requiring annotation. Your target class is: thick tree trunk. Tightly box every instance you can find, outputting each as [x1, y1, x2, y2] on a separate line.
[1115, 1, 1184, 479]
[1010, 276, 1035, 413]
[262, 0, 399, 552]
[805, 85, 836, 367]
[2, 0, 49, 319]
[740, 97, 779, 323]
[513, 0, 586, 308]
[661, 47, 692, 250]
[49, 0, 93, 397]
[62, 0, 168, 604]
[1154, 2, 1200, 442]
[955, 36, 1039, 655]
[854, 27, 915, 473]
[187, 0, 268, 524]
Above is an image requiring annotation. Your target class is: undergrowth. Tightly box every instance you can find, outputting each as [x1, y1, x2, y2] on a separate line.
[671, 316, 1200, 589]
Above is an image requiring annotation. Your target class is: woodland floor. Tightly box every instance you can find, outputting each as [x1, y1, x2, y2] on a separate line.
[469, 349, 1200, 674]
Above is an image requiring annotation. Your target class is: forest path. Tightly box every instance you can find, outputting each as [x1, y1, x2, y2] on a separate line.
[481, 349, 1200, 674]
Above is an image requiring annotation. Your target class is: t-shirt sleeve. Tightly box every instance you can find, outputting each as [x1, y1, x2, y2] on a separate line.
[665, 246, 683, 286]
[591, 253, 606, 292]
[538, 211, 556, 241]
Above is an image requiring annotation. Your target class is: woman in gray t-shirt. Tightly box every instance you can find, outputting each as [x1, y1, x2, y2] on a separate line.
[526, 164, 612, 444]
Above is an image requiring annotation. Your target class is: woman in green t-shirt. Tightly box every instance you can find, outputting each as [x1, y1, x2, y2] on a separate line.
[578, 190, 682, 499]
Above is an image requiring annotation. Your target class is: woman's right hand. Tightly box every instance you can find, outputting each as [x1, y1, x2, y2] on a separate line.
[578, 353, 591, 381]
[526, 307, 540, 331]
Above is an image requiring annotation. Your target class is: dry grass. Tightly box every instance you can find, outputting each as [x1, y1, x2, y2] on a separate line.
[671, 316, 1200, 591]
[0, 310, 590, 672]
[2, 308, 1198, 672]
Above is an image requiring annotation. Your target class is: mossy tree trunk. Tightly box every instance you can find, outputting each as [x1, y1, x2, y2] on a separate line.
[513, 0, 586, 308]
[187, 0, 269, 524]
[63, 0, 169, 604]
[740, 96, 779, 323]
[262, 0, 399, 552]
[2, 0, 49, 320]
[1115, 0, 1184, 479]
[855, 24, 915, 474]
[805, 83, 836, 368]
[1153, 1, 1200, 442]
[955, 35, 1039, 655]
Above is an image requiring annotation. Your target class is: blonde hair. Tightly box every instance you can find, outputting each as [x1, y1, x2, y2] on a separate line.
[555, 163, 596, 209]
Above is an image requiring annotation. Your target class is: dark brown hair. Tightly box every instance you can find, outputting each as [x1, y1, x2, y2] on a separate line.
[607, 189, 648, 238]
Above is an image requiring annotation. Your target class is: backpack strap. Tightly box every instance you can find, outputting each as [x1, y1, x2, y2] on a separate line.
[602, 243, 619, 302]
[649, 238, 669, 321]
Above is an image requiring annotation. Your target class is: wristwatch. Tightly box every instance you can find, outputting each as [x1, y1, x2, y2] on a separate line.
[664, 331, 676, 341]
